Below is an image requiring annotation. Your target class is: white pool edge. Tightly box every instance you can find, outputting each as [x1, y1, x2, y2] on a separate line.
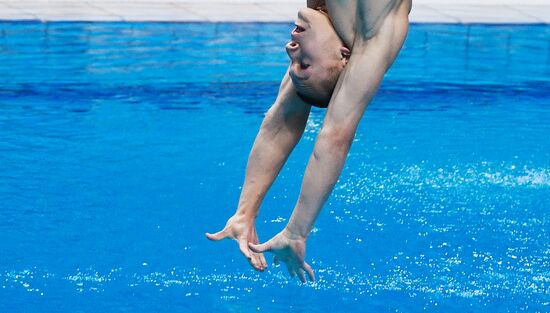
[0, 1, 548, 24]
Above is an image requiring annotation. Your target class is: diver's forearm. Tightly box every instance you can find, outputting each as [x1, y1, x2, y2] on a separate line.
[235, 114, 307, 219]
[234, 70, 310, 219]
[285, 130, 352, 238]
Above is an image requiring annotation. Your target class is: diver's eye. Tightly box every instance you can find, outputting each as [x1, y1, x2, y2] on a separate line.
[300, 63, 310, 70]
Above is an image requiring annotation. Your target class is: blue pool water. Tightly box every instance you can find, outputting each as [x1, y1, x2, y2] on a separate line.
[0, 22, 549, 312]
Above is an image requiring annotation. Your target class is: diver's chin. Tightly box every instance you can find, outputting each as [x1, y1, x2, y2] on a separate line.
[297, 7, 313, 23]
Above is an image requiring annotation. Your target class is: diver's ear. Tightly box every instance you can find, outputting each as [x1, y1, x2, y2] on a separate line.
[340, 46, 351, 65]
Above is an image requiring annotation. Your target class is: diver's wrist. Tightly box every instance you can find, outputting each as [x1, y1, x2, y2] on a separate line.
[235, 206, 258, 220]
[284, 222, 309, 241]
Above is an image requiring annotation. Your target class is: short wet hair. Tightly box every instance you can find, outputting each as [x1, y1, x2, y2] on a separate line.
[296, 64, 342, 108]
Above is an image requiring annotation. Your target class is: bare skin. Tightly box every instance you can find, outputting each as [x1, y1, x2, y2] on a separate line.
[206, 74, 311, 272]
[207, 0, 411, 281]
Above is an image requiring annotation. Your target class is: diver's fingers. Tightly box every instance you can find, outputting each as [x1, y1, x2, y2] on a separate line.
[273, 255, 280, 265]
[205, 229, 228, 241]
[258, 253, 267, 270]
[251, 252, 266, 272]
[248, 240, 273, 253]
[303, 262, 315, 282]
[250, 254, 263, 272]
[286, 264, 296, 277]
[237, 240, 264, 271]
[297, 269, 306, 283]
[238, 240, 255, 263]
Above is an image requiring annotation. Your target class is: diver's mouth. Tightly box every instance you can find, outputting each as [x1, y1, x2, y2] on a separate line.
[292, 24, 306, 34]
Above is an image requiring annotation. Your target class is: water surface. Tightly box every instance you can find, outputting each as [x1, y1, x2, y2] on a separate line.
[0, 22, 549, 312]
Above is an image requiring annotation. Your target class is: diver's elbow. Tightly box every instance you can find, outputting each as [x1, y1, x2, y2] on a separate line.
[316, 126, 355, 157]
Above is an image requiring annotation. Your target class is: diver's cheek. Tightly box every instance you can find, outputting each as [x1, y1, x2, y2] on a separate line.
[291, 62, 300, 75]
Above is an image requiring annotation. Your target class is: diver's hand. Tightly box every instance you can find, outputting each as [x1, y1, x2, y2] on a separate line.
[205, 215, 267, 271]
[249, 227, 315, 283]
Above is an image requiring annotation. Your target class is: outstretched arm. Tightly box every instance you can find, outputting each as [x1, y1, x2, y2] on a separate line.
[250, 4, 410, 282]
[206, 71, 311, 271]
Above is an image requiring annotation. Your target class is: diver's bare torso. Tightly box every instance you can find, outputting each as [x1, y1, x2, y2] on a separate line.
[322, 0, 411, 48]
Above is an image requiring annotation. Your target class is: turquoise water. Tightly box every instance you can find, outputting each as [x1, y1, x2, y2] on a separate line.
[0, 22, 549, 312]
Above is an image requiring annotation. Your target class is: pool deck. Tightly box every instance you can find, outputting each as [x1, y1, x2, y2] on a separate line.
[0, 0, 548, 23]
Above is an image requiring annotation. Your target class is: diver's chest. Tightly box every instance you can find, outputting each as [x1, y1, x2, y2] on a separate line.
[326, 0, 358, 47]
[327, 0, 398, 43]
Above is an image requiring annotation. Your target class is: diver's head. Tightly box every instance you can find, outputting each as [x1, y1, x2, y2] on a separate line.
[287, 7, 350, 108]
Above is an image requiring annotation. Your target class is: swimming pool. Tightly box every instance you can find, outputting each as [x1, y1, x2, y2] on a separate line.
[0, 22, 548, 312]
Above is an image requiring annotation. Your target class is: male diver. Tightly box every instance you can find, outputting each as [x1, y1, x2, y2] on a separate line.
[206, 0, 412, 283]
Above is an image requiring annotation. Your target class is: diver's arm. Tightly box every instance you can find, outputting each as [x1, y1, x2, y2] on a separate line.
[234, 72, 311, 218]
[285, 10, 409, 238]
[206, 70, 311, 271]
[249, 8, 409, 282]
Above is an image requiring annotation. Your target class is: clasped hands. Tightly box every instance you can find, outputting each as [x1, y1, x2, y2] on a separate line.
[205, 214, 315, 283]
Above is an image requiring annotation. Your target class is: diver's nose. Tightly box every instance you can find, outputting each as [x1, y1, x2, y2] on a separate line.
[286, 41, 299, 56]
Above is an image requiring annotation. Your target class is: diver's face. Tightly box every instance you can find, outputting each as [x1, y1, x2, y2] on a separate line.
[286, 8, 347, 105]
